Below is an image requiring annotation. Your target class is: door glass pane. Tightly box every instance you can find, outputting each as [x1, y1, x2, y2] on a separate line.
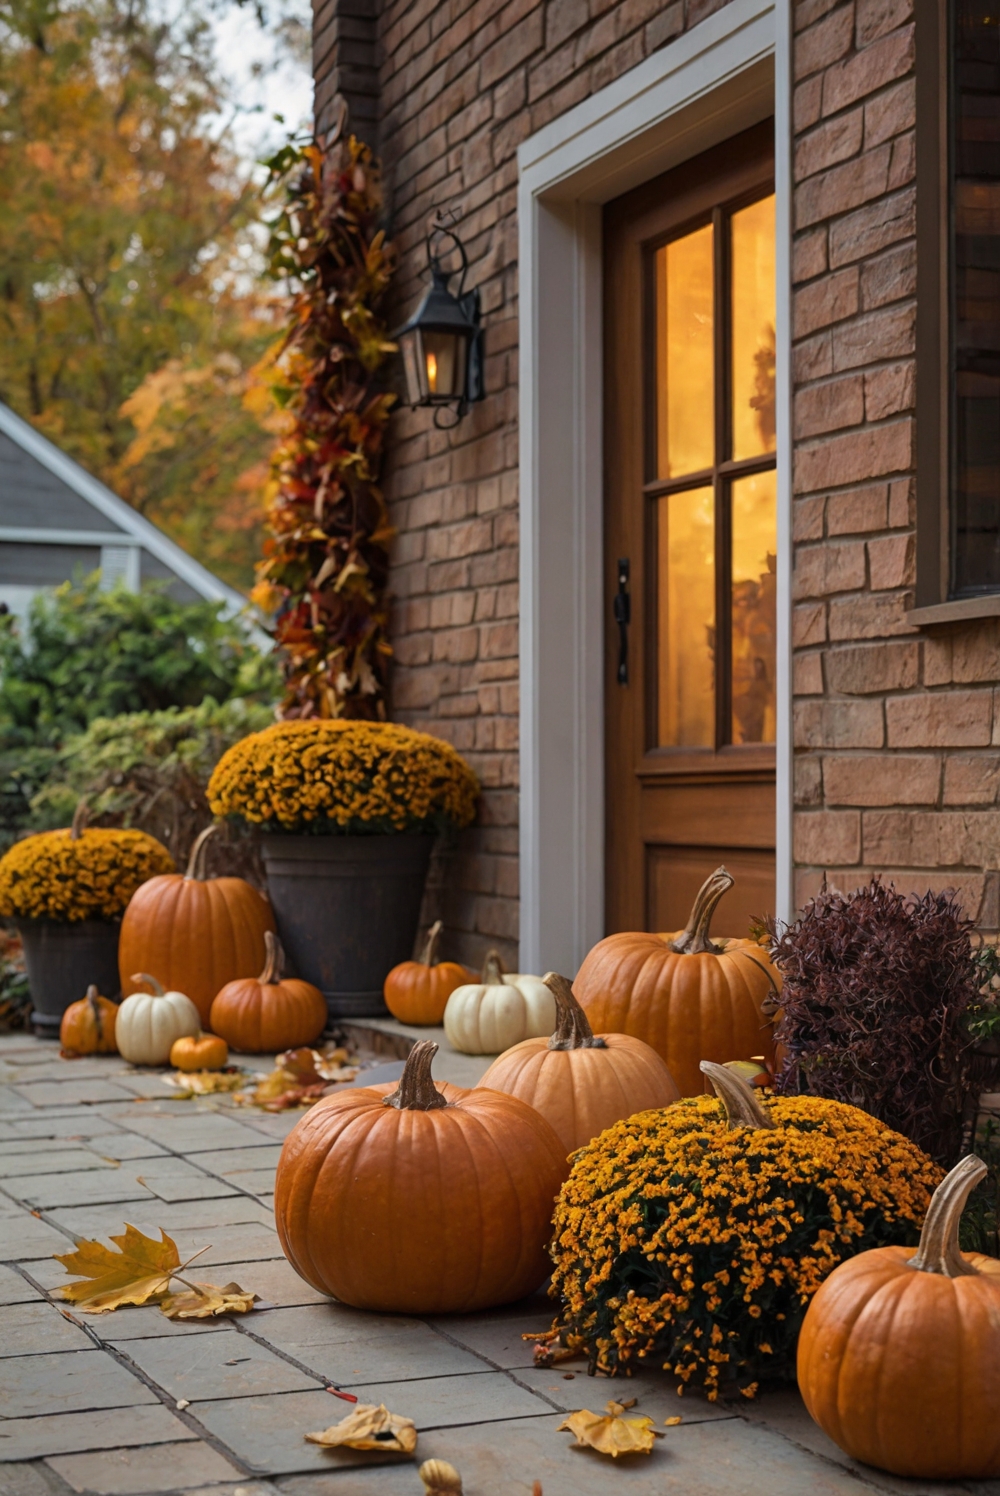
[657, 486, 715, 747]
[655, 224, 714, 479]
[730, 194, 776, 461]
[731, 470, 777, 744]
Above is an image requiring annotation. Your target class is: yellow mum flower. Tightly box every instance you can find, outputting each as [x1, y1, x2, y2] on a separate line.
[0, 828, 175, 923]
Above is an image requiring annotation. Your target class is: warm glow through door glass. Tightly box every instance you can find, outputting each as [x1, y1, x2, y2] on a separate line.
[731, 469, 777, 744]
[730, 195, 776, 460]
[657, 486, 715, 746]
[655, 224, 714, 478]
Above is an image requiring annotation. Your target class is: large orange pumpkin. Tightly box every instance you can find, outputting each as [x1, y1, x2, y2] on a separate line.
[209, 931, 327, 1053]
[274, 1039, 566, 1313]
[572, 867, 779, 1095]
[477, 972, 680, 1158]
[383, 920, 474, 1025]
[119, 826, 275, 1026]
[60, 986, 118, 1056]
[798, 1153, 1000, 1479]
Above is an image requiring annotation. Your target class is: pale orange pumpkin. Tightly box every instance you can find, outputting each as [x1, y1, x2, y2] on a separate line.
[210, 931, 327, 1053]
[477, 972, 680, 1158]
[59, 986, 118, 1056]
[572, 867, 780, 1095]
[798, 1153, 1000, 1479]
[274, 1039, 566, 1313]
[169, 1032, 229, 1072]
[118, 825, 275, 1026]
[383, 921, 475, 1025]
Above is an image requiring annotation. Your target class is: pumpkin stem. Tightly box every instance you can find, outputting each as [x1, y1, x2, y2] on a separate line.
[383, 1039, 449, 1111]
[70, 799, 90, 841]
[85, 984, 103, 1042]
[668, 867, 734, 955]
[700, 1060, 775, 1129]
[908, 1154, 987, 1278]
[543, 973, 607, 1050]
[131, 973, 166, 997]
[185, 824, 219, 881]
[420, 920, 443, 967]
[260, 930, 283, 984]
[481, 949, 505, 984]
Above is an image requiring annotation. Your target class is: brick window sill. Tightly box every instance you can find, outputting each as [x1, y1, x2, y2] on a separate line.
[906, 595, 1000, 627]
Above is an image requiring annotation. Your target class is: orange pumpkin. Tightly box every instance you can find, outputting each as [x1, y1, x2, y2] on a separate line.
[798, 1154, 1000, 1479]
[274, 1039, 566, 1313]
[477, 972, 680, 1158]
[210, 931, 327, 1053]
[118, 825, 275, 1026]
[572, 867, 780, 1095]
[169, 1032, 229, 1072]
[60, 986, 118, 1056]
[383, 920, 475, 1025]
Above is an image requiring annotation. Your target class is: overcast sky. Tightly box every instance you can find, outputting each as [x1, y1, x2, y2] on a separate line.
[212, 0, 313, 159]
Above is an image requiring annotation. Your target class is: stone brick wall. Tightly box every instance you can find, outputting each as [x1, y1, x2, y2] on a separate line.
[791, 0, 1000, 927]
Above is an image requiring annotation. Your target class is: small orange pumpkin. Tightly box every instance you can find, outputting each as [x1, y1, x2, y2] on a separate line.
[60, 986, 118, 1056]
[383, 920, 475, 1025]
[798, 1154, 1000, 1479]
[572, 867, 780, 1095]
[477, 973, 680, 1158]
[170, 1032, 229, 1072]
[210, 931, 327, 1053]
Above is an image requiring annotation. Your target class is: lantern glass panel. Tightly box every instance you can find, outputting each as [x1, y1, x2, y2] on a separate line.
[420, 329, 467, 401]
[400, 331, 426, 406]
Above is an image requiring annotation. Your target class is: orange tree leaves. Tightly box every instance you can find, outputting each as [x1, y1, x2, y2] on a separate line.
[253, 132, 397, 721]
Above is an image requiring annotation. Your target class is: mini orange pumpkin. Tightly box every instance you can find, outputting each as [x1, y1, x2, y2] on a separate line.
[210, 931, 327, 1053]
[274, 1039, 566, 1313]
[383, 921, 475, 1025]
[572, 867, 780, 1095]
[170, 1032, 229, 1072]
[477, 973, 680, 1158]
[60, 985, 118, 1056]
[798, 1153, 1000, 1479]
[119, 825, 275, 1026]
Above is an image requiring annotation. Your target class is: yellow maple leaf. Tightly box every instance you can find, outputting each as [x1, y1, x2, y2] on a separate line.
[160, 1281, 259, 1319]
[557, 1400, 663, 1457]
[305, 1403, 417, 1453]
[56, 1225, 180, 1313]
[161, 1070, 245, 1098]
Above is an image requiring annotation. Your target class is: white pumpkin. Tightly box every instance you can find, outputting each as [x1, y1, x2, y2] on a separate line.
[116, 972, 201, 1066]
[443, 950, 556, 1054]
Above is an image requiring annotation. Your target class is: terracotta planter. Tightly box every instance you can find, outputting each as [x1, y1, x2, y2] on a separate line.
[260, 834, 435, 1019]
[16, 919, 121, 1038]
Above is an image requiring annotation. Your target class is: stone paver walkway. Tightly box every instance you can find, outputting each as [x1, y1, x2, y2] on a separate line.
[1, 1028, 997, 1496]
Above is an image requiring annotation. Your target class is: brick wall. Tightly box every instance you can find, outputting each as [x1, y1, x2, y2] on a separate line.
[791, 0, 1000, 927]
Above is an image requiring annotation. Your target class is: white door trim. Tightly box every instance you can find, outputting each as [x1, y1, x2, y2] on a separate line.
[517, 0, 791, 974]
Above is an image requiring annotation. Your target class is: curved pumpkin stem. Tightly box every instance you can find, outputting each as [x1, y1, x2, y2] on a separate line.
[700, 1059, 775, 1130]
[420, 920, 443, 967]
[131, 973, 166, 997]
[668, 867, 734, 955]
[543, 973, 607, 1051]
[383, 1039, 448, 1111]
[70, 799, 90, 842]
[260, 930, 283, 984]
[85, 985, 104, 1041]
[184, 824, 219, 881]
[908, 1154, 986, 1278]
[481, 949, 505, 984]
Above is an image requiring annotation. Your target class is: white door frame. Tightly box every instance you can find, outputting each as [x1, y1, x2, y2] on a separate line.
[517, 0, 792, 974]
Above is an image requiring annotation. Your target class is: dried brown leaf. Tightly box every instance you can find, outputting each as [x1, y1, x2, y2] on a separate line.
[557, 1399, 663, 1458]
[160, 1281, 258, 1319]
[305, 1402, 417, 1453]
[162, 1070, 245, 1098]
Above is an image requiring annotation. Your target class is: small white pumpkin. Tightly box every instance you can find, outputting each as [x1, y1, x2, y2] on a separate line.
[443, 950, 556, 1055]
[116, 972, 201, 1066]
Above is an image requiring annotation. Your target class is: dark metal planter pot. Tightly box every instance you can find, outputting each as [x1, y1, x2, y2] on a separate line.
[16, 919, 121, 1038]
[260, 834, 435, 1019]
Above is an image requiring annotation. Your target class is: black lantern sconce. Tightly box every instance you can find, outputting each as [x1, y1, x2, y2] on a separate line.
[395, 211, 485, 427]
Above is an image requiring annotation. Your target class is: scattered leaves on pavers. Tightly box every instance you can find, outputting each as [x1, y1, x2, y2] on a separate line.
[234, 1046, 359, 1111]
[524, 1327, 585, 1367]
[55, 1222, 257, 1317]
[305, 1402, 417, 1453]
[664, 1415, 682, 1426]
[160, 1280, 259, 1318]
[419, 1458, 462, 1493]
[557, 1399, 664, 1457]
[161, 1069, 247, 1098]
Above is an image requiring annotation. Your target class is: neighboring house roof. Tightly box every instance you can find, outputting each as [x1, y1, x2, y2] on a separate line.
[0, 399, 249, 615]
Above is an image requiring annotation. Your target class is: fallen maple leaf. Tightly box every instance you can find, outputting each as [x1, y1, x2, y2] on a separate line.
[56, 1224, 180, 1313]
[557, 1399, 663, 1457]
[305, 1402, 417, 1453]
[162, 1070, 245, 1098]
[160, 1281, 259, 1319]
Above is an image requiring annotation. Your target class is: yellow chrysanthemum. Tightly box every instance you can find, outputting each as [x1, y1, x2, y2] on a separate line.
[0, 828, 175, 923]
[207, 720, 478, 834]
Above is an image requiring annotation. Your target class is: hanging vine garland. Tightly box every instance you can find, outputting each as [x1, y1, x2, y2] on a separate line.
[252, 120, 397, 720]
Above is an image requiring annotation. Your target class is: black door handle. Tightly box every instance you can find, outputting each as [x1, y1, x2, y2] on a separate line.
[613, 558, 630, 685]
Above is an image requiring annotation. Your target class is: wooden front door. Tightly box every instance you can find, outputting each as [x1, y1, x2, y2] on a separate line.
[604, 121, 777, 937]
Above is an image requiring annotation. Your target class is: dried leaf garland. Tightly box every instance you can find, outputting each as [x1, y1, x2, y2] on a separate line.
[305, 1403, 417, 1453]
[55, 1224, 255, 1318]
[557, 1400, 663, 1458]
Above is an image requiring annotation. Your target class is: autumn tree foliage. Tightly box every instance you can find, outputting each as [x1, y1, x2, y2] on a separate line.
[252, 130, 397, 720]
